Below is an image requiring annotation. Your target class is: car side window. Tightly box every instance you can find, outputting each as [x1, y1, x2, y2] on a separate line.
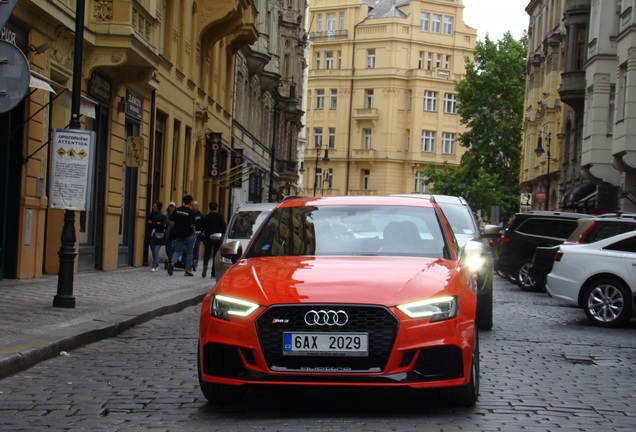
[517, 218, 560, 238]
[590, 223, 636, 243]
[604, 236, 636, 253]
[557, 220, 579, 239]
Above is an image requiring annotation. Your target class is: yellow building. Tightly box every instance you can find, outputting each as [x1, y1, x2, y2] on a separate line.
[1, 0, 257, 279]
[304, 0, 476, 196]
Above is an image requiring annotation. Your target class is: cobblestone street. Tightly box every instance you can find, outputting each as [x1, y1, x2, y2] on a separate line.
[0, 276, 634, 431]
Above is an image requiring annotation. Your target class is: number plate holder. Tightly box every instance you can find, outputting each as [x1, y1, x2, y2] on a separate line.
[282, 332, 369, 357]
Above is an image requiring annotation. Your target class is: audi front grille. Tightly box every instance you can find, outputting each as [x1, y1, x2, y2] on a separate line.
[255, 305, 399, 373]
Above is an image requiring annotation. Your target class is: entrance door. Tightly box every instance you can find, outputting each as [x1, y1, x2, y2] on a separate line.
[0, 100, 24, 280]
[118, 121, 139, 266]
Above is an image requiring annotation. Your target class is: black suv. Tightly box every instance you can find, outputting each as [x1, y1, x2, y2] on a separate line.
[529, 213, 636, 291]
[495, 211, 593, 291]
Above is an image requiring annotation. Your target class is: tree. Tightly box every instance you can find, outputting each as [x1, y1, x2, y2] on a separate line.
[425, 32, 527, 224]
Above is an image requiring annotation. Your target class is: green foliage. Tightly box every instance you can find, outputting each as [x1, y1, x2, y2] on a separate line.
[424, 32, 527, 223]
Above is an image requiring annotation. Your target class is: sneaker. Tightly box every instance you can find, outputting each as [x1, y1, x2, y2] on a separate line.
[184, 270, 194, 277]
[167, 262, 174, 276]
[202, 267, 207, 278]
[151, 267, 157, 272]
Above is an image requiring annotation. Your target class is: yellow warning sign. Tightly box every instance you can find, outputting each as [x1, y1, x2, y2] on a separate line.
[78, 149, 88, 159]
[68, 148, 76, 157]
[57, 147, 66, 157]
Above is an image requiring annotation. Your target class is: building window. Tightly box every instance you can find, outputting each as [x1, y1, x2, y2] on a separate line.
[420, 12, 429, 31]
[618, 64, 627, 120]
[325, 168, 333, 189]
[330, 89, 338, 109]
[421, 130, 435, 152]
[443, 93, 457, 114]
[317, 14, 323, 32]
[445, 55, 451, 69]
[418, 51, 424, 69]
[442, 132, 456, 154]
[315, 52, 321, 69]
[407, 90, 412, 110]
[337, 51, 342, 69]
[362, 169, 370, 190]
[436, 54, 442, 69]
[415, 171, 428, 193]
[366, 49, 376, 68]
[314, 127, 323, 148]
[315, 167, 323, 190]
[406, 129, 411, 151]
[608, 84, 615, 135]
[427, 53, 433, 70]
[339, 12, 345, 30]
[328, 127, 336, 149]
[327, 13, 336, 37]
[363, 128, 372, 149]
[316, 89, 325, 109]
[325, 51, 334, 69]
[443, 16, 453, 34]
[423, 91, 438, 112]
[432, 14, 441, 33]
[365, 89, 374, 109]
[574, 26, 586, 70]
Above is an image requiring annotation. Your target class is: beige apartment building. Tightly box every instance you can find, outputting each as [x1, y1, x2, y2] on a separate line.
[304, 0, 477, 196]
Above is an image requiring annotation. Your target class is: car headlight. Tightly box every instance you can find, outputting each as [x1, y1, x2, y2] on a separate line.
[211, 294, 259, 320]
[465, 254, 486, 273]
[397, 296, 457, 322]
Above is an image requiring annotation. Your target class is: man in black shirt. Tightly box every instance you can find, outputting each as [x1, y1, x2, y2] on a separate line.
[191, 201, 204, 271]
[201, 201, 227, 278]
[167, 195, 196, 276]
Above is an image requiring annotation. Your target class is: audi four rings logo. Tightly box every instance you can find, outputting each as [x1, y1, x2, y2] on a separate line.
[304, 310, 349, 326]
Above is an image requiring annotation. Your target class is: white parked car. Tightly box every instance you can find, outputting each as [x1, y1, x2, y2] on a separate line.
[546, 230, 636, 327]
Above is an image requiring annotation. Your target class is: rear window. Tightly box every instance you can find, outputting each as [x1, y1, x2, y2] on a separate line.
[585, 222, 636, 243]
[228, 210, 270, 239]
[516, 218, 579, 240]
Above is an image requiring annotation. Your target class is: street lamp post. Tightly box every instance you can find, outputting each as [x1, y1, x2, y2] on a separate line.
[534, 132, 551, 211]
[268, 81, 298, 203]
[313, 144, 329, 197]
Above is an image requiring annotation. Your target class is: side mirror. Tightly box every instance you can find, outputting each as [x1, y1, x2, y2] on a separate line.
[220, 240, 243, 264]
[210, 232, 223, 241]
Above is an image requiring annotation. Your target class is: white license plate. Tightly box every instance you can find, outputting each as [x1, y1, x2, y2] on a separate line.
[283, 332, 369, 357]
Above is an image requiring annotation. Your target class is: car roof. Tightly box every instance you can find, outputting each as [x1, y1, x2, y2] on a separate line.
[277, 195, 437, 208]
[393, 193, 468, 206]
[515, 211, 593, 219]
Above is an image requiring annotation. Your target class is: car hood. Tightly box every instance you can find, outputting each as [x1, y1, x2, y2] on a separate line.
[214, 256, 464, 306]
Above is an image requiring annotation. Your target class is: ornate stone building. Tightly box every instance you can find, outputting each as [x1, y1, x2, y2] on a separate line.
[0, 1, 258, 279]
[304, 0, 476, 196]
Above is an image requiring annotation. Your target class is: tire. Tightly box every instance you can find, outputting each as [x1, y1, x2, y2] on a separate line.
[516, 260, 541, 292]
[582, 278, 634, 327]
[443, 332, 479, 407]
[197, 347, 246, 404]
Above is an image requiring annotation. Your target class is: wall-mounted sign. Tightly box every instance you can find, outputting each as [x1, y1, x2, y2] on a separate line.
[205, 133, 222, 179]
[125, 89, 143, 120]
[248, 171, 262, 203]
[126, 136, 144, 167]
[49, 129, 96, 210]
[520, 193, 532, 206]
[231, 149, 244, 188]
[88, 70, 112, 103]
[535, 192, 546, 204]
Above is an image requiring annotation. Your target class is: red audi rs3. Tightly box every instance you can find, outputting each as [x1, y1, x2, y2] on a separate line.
[198, 196, 479, 406]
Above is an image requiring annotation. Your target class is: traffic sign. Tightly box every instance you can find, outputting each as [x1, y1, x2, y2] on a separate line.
[0, 39, 30, 113]
[0, 0, 19, 30]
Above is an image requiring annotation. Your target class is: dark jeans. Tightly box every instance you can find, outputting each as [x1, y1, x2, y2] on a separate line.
[171, 233, 196, 270]
[202, 239, 221, 275]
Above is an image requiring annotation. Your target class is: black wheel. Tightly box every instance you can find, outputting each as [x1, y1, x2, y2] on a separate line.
[197, 347, 246, 403]
[443, 332, 479, 407]
[582, 278, 633, 327]
[477, 290, 493, 331]
[516, 260, 540, 291]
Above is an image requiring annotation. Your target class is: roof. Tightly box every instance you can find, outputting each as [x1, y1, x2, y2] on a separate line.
[277, 195, 436, 208]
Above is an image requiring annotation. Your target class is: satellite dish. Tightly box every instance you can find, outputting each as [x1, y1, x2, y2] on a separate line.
[0, 40, 30, 114]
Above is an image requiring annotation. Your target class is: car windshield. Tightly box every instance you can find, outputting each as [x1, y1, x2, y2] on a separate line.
[437, 203, 476, 236]
[227, 210, 270, 239]
[246, 205, 449, 259]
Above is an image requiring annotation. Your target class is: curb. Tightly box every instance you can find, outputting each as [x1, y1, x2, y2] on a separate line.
[0, 290, 207, 380]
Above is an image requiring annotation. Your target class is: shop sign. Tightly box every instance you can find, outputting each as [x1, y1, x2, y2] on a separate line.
[88, 70, 112, 103]
[248, 171, 262, 202]
[49, 128, 96, 211]
[206, 133, 222, 179]
[535, 192, 547, 204]
[125, 89, 143, 120]
[231, 149, 243, 188]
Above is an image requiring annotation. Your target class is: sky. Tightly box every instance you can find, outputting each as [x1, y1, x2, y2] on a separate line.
[462, 0, 529, 41]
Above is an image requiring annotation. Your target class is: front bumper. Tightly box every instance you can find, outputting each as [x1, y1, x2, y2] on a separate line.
[199, 301, 475, 389]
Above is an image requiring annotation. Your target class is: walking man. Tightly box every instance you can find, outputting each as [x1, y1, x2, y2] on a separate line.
[201, 201, 226, 278]
[167, 195, 196, 276]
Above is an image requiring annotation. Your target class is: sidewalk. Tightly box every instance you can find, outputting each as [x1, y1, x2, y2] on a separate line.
[0, 265, 214, 379]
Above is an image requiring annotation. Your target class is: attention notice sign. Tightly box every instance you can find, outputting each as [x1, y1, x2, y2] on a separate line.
[49, 128, 95, 210]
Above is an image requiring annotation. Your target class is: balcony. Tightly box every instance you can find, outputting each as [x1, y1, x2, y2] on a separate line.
[309, 30, 349, 41]
[353, 108, 379, 120]
[559, 71, 586, 112]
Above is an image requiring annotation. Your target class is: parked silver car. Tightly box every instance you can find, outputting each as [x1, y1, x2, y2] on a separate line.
[212, 202, 276, 280]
